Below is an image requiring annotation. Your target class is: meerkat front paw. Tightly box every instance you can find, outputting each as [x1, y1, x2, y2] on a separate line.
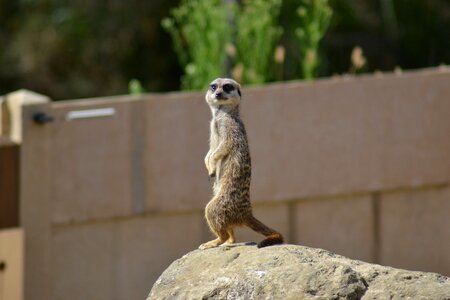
[207, 162, 216, 177]
[205, 156, 216, 176]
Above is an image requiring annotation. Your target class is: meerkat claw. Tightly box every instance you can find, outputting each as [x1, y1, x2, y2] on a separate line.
[198, 243, 208, 250]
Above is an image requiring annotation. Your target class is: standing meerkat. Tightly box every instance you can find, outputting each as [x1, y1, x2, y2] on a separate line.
[199, 78, 284, 249]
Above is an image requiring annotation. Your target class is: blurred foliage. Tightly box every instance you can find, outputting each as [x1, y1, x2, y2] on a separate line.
[235, 0, 283, 85]
[322, 0, 450, 75]
[0, 0, 181, 99]
[296, 0, 332, 80]
[163, 0, 282, 89]
[162, 0, 233, 90]
[0, 0, 449, 99]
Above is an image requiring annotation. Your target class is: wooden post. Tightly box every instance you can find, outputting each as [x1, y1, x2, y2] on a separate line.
[0, 96, 7, 136]
[2, 90, 50, 143]
[0, 228, 24, 300]
[1, 90, 50, 299]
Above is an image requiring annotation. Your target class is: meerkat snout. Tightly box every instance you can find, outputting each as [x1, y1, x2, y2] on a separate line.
[215, 91, 225, 100]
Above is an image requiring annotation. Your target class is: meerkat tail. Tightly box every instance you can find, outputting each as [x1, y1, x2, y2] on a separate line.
[245, 215, 284, 248]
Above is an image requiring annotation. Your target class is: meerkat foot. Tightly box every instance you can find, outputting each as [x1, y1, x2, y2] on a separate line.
[222, 239, 235, 246]
[199, 238, 224, 250]
[220, 241, 238, 248]
[220, 239, 235, 247]
[218, 229, 236, 247]
[226, 229, 235, 244]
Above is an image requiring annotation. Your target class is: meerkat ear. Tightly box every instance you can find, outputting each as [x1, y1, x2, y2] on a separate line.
[237, 83, 242, 97]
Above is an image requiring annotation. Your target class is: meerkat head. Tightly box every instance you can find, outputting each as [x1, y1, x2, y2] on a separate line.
[205, 78, 242, 108]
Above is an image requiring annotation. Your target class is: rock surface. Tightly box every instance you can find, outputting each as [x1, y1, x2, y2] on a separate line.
[148, 244, 450, 300]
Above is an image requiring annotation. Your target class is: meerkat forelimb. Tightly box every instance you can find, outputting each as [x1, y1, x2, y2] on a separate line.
[199, 78, 284, 250]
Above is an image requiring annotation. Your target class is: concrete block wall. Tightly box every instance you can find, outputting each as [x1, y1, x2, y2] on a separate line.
[49, 213, 204, 300]
[379, 186, 450, 276]
[13, 67, 450, 299]
[293, 195, 376, 263]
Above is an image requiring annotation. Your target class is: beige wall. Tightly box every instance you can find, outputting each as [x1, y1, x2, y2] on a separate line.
[13, 67, 450, 299]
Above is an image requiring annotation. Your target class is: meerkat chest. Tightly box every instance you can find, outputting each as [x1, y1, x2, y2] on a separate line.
[210, 115, 226, 147]
[209, 118, 219, 147]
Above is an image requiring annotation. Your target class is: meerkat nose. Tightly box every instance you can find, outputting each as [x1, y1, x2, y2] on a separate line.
[215, 92, 223, 98]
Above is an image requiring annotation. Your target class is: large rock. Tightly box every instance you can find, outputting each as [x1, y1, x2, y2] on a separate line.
[148, 244, 450, 300]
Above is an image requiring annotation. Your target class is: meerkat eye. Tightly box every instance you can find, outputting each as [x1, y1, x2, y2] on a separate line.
[210, 84, 218, 91]
[222, 84, 235, 93]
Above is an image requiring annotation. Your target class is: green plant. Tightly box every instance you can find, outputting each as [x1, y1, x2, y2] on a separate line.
[235, 0, 283, 84]
[296, 0, 332, 80]
[162, 0, 234, 90]
[128, 79, 145, 95]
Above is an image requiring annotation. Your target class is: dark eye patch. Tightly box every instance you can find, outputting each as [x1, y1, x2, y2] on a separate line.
[222, 84, 235, 93]
[210, 84, 218, 91]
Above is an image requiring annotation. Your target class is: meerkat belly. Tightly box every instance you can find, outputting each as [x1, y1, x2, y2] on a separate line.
[216, 154, 247, 189]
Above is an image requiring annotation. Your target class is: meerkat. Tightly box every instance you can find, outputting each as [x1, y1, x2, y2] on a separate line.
[199, 78, 284, 249]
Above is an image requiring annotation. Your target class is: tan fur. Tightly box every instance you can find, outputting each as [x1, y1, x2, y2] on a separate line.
[199, 78, 284, 249]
